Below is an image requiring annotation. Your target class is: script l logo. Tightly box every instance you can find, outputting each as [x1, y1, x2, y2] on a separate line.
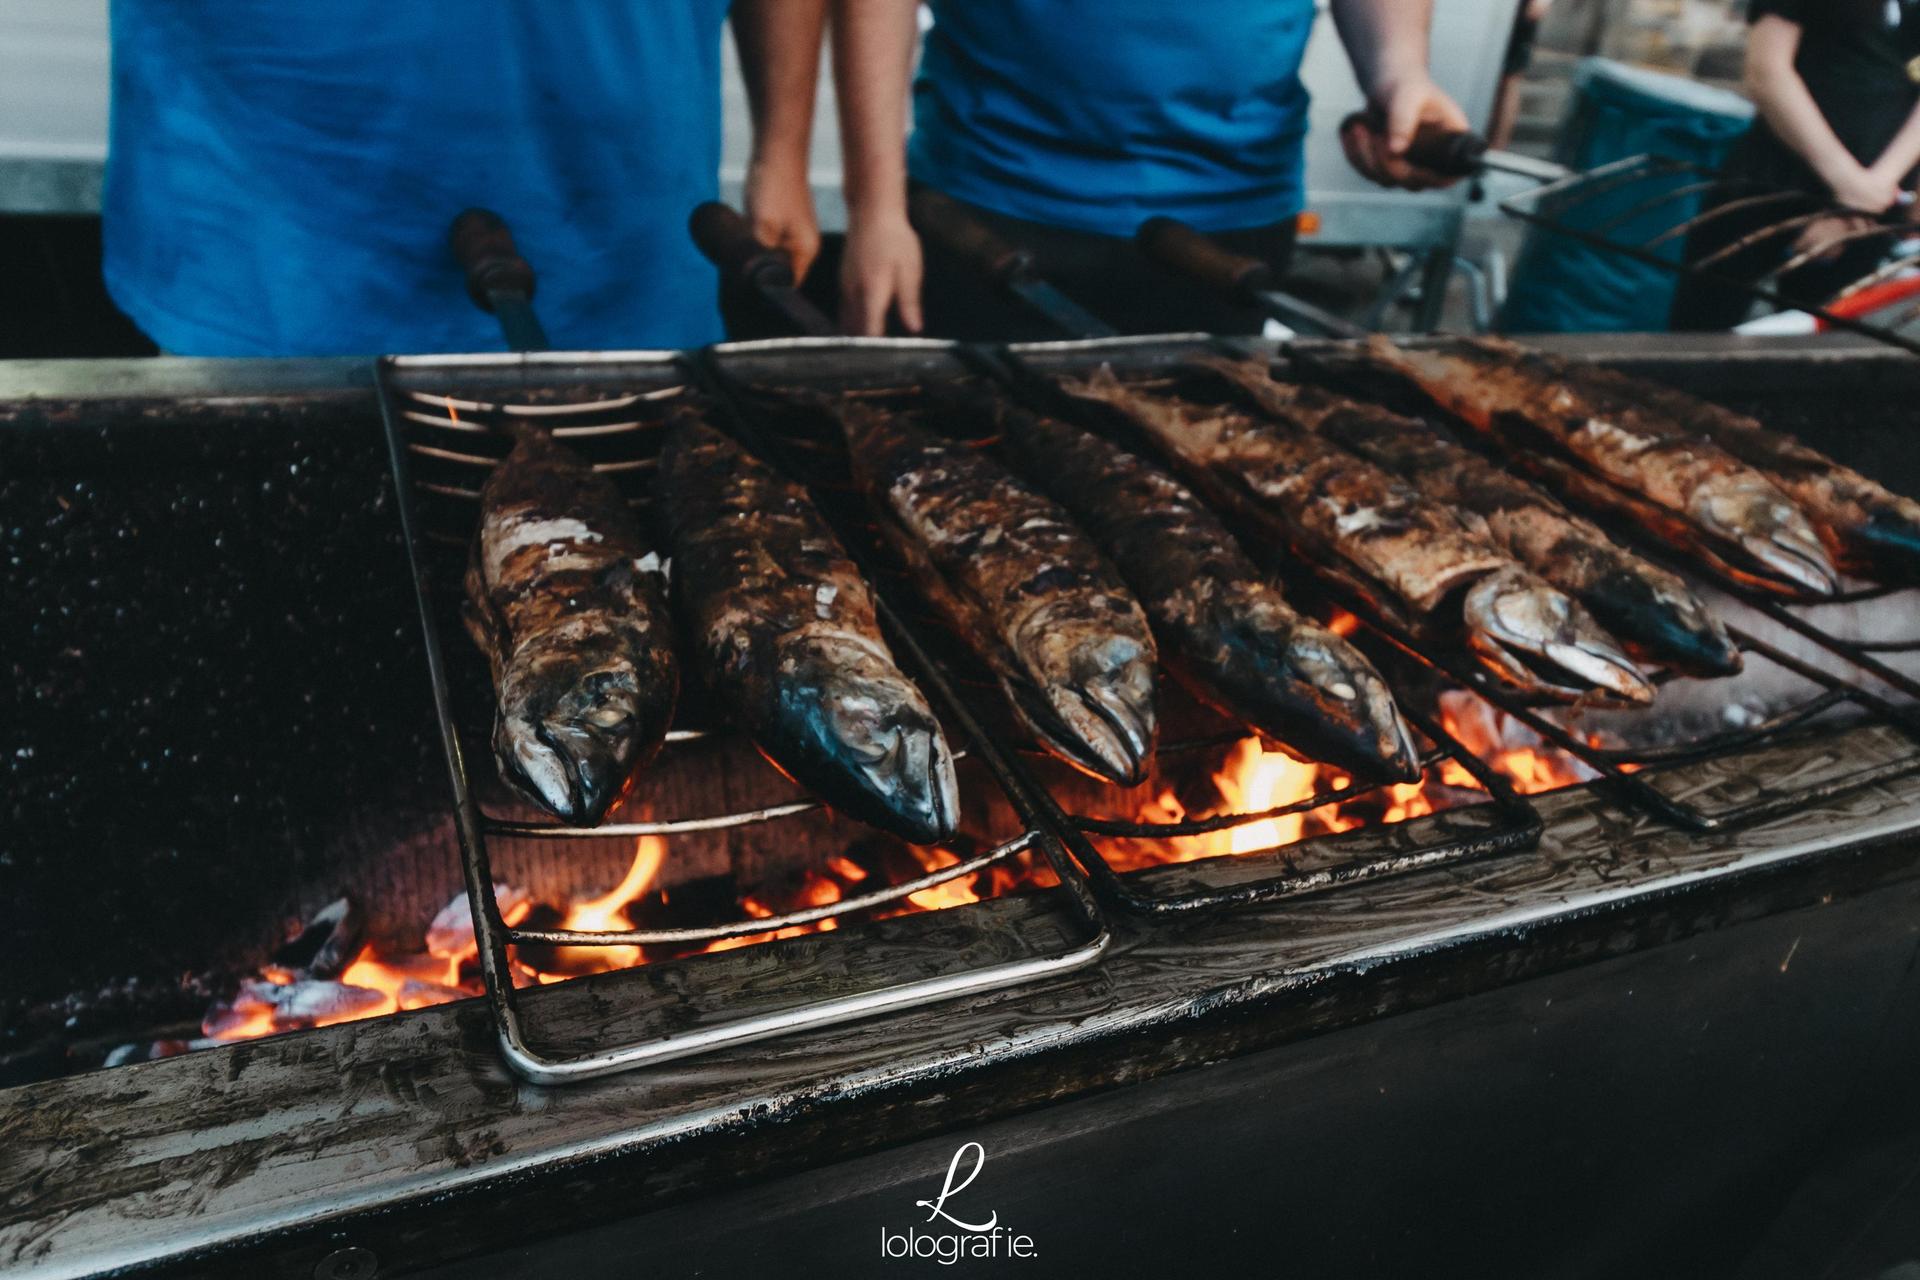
[914, 1141, 998, 1232]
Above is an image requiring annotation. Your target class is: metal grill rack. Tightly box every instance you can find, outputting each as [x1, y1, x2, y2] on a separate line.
[701, 336, 1547, 917]
[375, 349, 1111, 1086]
[1264, 339, 1920, 833]
[970, 340, 1550, 911]
[1401, 620, 1920, 834]
[998, 339, 1920, 837]
[1499, 154, 1920, 355]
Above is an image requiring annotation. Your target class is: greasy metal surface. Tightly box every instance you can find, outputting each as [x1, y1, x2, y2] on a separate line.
[4, 722, 1919, 1278]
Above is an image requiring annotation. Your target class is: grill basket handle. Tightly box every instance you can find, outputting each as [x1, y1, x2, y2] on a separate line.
[689, 201, 795, 291]
[1135, 216, 1273, 299]
[450, 208, 536, 311]
[908, 186, 1031, 284]
[1338, 111, 1488, 178]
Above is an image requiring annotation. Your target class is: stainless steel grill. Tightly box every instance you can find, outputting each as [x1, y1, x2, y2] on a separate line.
[378, 335, 1920, 1083]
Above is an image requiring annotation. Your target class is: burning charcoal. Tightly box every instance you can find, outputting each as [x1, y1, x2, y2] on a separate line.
[268, 980, 388, 1029]
[102, 1039, 192, 1068]
[622, 873, 738, 931]
[270, 896, 364, 980]
[396, 979, 470, 1011]
[202, 976, 389, 1038]
[426, 883, 530, 959]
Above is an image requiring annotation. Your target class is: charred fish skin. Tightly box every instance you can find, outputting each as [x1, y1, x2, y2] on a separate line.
[1361, 337, 1839, 597]
[1195, 356, 1741, 678]
[994, 399, 1419, 782]
[656, 412, 958, 845]
[1555, 361, 1920, 584]
[1057, 367, 1654, 706]
[463, 424, 679, 825]
[836, 399, 1159, 786]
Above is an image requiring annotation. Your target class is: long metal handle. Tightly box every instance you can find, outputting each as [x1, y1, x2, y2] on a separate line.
[1136, 216, 1274, 299]
[448, 208, 549, 352]
[908, 186, 1031, 284]
[689, 201, 839, 337]
[689, 200, 793, 290]
[1337, 114, 1567, 184]
[1136, 216, 1367, 338]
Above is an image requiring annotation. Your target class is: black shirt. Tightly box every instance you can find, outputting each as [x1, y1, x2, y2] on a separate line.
[1739, 0, 1920, 186]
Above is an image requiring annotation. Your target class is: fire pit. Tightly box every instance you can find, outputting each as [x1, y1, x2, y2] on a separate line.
[4, 334, 1920, 1278]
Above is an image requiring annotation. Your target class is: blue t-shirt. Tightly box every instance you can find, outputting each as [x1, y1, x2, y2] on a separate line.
[103, 2, 731, 356]
[909, 0, 1318, 237]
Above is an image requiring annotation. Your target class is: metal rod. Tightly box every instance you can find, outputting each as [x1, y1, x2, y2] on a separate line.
[1642, 188, 1813, 250]
[1074, 746, 1449, 839]
[509, 833, 1036, 947]
[1500, 174, 1920, 358]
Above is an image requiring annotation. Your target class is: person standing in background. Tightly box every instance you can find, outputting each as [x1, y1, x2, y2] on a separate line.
[1488, 0, 1553, 151]
[1671, 0, 1920, 330]
[103, 2, 826, 355]
[830, 0, 1471, 338]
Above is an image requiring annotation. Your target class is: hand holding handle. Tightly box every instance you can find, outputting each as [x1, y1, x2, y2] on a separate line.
[1338, 111, 1488, 178]
[1135, 216, 1272, 300]
[908, 187, 1031, 284]
[449, 208, 536, 312]
[689, 201, 795, 290]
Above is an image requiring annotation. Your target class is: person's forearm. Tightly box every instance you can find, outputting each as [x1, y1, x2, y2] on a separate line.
[1752, 75, 1867, 189]
[734, 0, 826, 173]
[833, 0, 917, 221]
[1744, 18, 1866, 193]
[1868, 98, 1920, 187]
[1329, 0, 1436, 100]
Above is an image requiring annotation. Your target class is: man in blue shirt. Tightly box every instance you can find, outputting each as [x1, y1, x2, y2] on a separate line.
[104, 2, 827, 355]
[831, 0, 1471, 337]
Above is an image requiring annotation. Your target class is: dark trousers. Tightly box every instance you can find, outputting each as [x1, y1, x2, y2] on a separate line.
[915, 188, 1299, 341]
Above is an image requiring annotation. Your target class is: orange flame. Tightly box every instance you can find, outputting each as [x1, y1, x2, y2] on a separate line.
[200, 689, 1599, 1049]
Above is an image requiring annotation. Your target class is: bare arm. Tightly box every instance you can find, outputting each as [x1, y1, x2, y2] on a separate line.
[831, 0, 923, 333]
[1329, 0, 1471, 189]
[1865, 97, 1920, 193]
[734, 0, 828, 279]
[1745, 15, 1897, 211]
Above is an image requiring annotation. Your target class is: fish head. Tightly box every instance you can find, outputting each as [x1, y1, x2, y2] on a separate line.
[1185, 590, 1420, 783]
[495, 647, 664, 825]
[1857, 504, 1920, 583]
[773, 636, 960, 845]
[1463, 568, 1656, 705]
[1262, 623, 1422, 784]
[1022, 632, 1159, 787]
[1583, 566, 1742, 678]
[1691, 476, 1838, 596]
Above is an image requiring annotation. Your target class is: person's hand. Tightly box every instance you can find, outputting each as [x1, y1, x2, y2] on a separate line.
[1827, 163, 1901, 215]
[839, 210, 923, 335]
[1340, 76, 1473, 191]
[1792, 212, 1875, 261]
[744, 155, 822, 283]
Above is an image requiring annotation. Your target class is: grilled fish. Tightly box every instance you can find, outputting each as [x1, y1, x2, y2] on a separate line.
[992, 394, 1420, 781]
[463, 423, 678, 825]
[1357, 337, 1838, 597]
[656, 412, 958, 844]
[836, 398, 1159, 785]
[1194, 355, 1741, 678]
[1058, 368, 1654, 705]
[1548, 360, 1920, 585]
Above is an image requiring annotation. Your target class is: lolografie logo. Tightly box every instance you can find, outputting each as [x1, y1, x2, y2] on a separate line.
[879, 1141, 1038, 1265]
